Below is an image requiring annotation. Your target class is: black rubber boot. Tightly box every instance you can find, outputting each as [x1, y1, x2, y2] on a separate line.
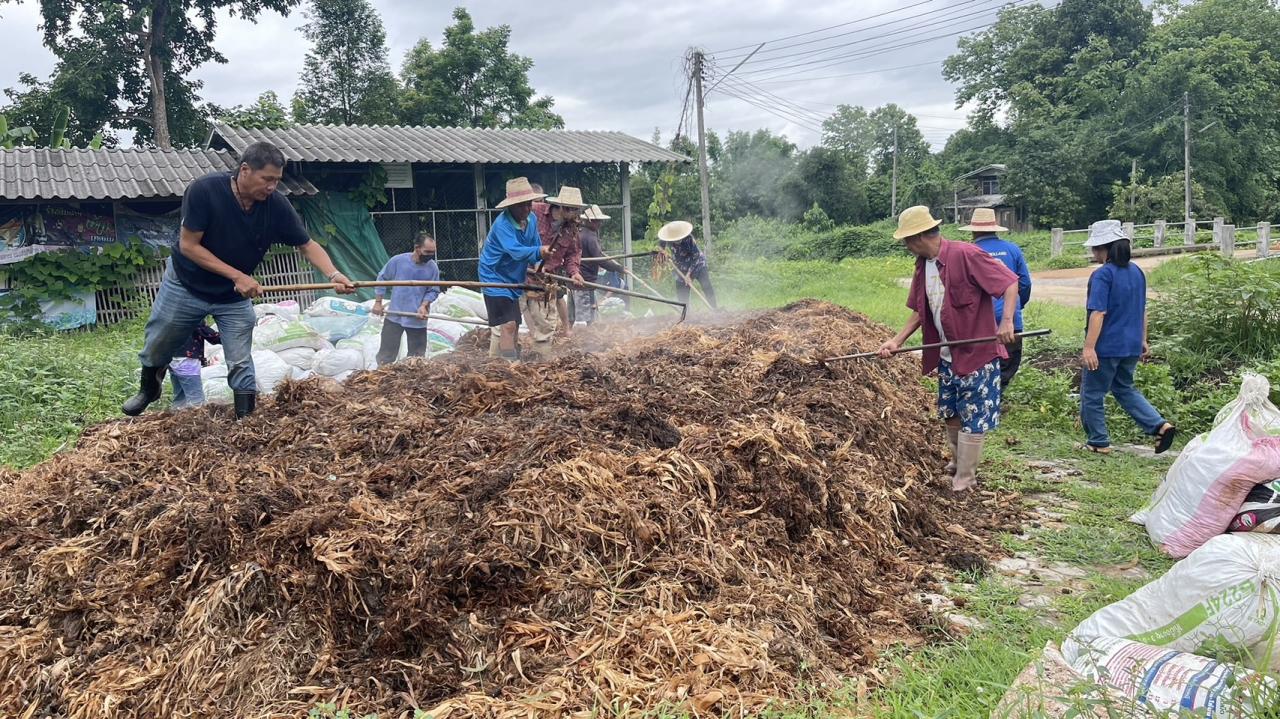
[121, 365, 167, 416]
[233, 391, 256, 419]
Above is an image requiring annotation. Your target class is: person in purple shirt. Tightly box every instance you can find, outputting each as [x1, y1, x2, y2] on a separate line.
[371, 232, 440, 365]
[1080, 220, 1176, 455]
[879, 206, 1019, 492]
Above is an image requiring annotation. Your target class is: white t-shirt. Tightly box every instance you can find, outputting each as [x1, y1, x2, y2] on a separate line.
[925, 259, 952, 363]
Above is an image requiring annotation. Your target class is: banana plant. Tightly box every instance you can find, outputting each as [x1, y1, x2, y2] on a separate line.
[0, 114, 37, 149]
[49, 107, 71, 149]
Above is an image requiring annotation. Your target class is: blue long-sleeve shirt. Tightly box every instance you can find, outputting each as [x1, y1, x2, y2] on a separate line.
[975, 234, 1032, 331]
[374, 253, 440, 329]
[478, 211, 542, 299]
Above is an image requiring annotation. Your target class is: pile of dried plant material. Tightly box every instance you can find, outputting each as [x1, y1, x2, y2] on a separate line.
[0, 300, 1024, 718]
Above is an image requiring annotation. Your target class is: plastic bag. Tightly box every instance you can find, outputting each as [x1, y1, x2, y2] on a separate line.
[199, 364, 231, 405]
[1063, 533, 1280, 671]
[302, 314, 369, 343]
[254, 320, 330, 352]
[253, 300, 300, 323]
[275, 346, 321, 371]
[1132, 373, 1280, 557]
[251, 350, 292, 394]
[993, 642, 1149, 719]
[1065, 636, 1275, 717]
[313, 348, 365, 378]
[304, 296, 369, 318]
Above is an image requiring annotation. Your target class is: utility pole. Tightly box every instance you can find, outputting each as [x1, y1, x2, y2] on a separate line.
[1130, 158, 1138, 216]
[692, 50, 713, 258]
[1184, 91, 1192, 226]
[890, 125, 899, 217]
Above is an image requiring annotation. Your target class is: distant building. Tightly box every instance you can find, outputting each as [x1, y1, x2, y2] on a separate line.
[945, 164, 1030, 231]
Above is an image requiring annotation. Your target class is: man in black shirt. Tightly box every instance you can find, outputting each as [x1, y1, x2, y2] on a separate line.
[123, 141, 355, 418]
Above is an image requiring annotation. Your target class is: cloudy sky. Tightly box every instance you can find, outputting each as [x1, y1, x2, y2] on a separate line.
[0, 0, 1018, 149]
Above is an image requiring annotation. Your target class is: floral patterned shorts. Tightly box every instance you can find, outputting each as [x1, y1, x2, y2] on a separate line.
[938, 359, 1002, 434]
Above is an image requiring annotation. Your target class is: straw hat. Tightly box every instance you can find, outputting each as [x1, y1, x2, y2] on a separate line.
[657, 220, 693, 243]
[583, 204, 611, 221]
[958, 207, 1008, 233]
[495, 177, 546, 209]
[893, 206, 943, 240]
[545, 185, 587, 208]
[1085, 219, 1130, 247]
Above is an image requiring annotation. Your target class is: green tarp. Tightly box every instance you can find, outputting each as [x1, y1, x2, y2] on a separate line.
[294, 192, 390, 302]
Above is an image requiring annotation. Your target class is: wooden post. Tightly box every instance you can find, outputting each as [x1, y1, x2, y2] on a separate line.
[692, 50, 713, 258]
[620, 162, 633, 291]
[1185, 219, 1196, 246]
[1051, 228, 1064, 258]
[1154, 219, 1166, 248]
[1222, 224, 1235, 258]
[1259, 222, 1271, 258]
[1213, 216, 1224, 246]
[1122, 221, 1135, 245]
[473, 164, 488, 253]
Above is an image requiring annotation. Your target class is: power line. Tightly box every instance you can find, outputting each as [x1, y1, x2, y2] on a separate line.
[749, 59, 947, 85]
[713, 85, 828, 135]
[708, 0, 940, 55]
[713, 0, 987, 62]
[738, 2, 1035, 81]
[722, 0, 1008, 69]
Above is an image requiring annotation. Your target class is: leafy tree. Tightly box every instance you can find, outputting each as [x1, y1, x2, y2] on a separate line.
[292, 0, 400, 125]
[2, 0, 302, 147]
[820, 105, 873, 178]
[398, 7, 563, 129]
[1108, 171, 1219, 222]
[867, 104, 930, 177]
[793, 146, 866, 225]
[711, 129, 799, 221]
[221, 91, 293, 129]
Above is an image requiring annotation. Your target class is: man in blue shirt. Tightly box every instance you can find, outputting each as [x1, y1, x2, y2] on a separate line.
[123, 141, 355, 419]
[371, 232, 440, 365]
[478, 177, 550, 361]
[961, 208, 1032, 389]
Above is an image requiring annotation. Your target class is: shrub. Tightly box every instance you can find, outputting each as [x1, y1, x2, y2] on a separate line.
[715, 215, 817, 261]
[1149, 255, 1280, 384]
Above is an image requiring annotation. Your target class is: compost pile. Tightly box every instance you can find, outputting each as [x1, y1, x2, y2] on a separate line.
[0, 300, 1022, 718]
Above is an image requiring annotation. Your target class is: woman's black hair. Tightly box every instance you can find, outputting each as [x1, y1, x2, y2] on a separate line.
[1106, 238, 1131, 268]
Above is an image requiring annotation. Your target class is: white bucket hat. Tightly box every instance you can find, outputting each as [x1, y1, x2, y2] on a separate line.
[657, 220, 693, 243]
[1085, 219, 1130, 248]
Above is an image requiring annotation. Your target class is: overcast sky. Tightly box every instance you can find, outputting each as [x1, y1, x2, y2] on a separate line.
[0, 0, 1016, 149]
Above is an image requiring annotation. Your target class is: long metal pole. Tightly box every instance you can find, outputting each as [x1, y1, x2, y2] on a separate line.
[258, 280, 543, 294]
[693, 49, 713, 259]
[1184, 91, 1192, 226]
[891, 124, 898, 217]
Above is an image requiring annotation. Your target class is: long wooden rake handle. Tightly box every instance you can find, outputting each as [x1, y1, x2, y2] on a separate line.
[822, 328, 1053, 363]
[382, 310, 489, 326]
[258, 280, 544, 294]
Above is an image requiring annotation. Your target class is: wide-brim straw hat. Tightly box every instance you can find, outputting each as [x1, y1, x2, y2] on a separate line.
[546, 186, 588, 208]
[657, 220, 693, 243]
[958, 207, 1008, 233]
[893, 205, 943, 240]
[583, 204, 611, 221]
[495, 177, 546, 209]
[1085, 219, 1130, 247]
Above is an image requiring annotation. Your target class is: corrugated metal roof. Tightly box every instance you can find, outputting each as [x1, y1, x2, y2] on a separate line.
[0, 147, 317, 201]
[211, 123, 690, 165]
[954, 164, 1008, 181]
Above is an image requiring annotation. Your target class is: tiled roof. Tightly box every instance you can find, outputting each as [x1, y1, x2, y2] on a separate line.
[0, 147, 317, 201]
[211, 123, 690, 165]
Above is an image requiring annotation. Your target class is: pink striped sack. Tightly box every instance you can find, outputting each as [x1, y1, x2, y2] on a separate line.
[1131, 374, 1280, 558]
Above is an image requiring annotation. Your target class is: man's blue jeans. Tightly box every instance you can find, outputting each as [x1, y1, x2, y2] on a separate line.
[1080, 356, 1166, 448]
[138, 264, 257, 394]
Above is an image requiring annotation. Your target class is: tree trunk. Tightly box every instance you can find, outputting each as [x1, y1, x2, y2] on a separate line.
[147, 0, 172, 148]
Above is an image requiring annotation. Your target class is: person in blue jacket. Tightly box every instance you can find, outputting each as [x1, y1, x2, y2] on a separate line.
[962, 208, 1032, 388]
[1080, 220, 1176, 455]
[478, 177, 550, 361]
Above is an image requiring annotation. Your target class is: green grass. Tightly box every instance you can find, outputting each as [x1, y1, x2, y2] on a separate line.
[0, 319, 143, 468]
